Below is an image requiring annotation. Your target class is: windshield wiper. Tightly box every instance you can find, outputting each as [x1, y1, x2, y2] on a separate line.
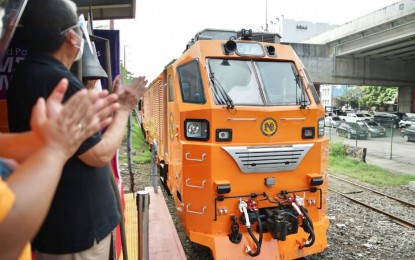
[294, 73, 307, 109]
[209, 72, 235, 109]
[291, 65, 307, 109]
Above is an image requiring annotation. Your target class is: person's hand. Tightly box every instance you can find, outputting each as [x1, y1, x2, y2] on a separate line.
[45, 79, 119, 120]
[30, 78, 120, 159]
[113, 75, 147, 111]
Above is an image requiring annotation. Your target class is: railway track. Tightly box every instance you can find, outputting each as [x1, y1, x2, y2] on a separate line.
[328, 175, 415, 229]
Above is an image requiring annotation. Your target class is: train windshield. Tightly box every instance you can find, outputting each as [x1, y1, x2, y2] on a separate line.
[207, 59, 309, 106]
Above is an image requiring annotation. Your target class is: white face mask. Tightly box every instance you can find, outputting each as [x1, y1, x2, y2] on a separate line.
[0, 8, 5, 34]
[74, 37, 84, 62]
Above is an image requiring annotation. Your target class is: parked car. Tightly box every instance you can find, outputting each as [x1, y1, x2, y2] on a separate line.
[338, 113, 371, 123]
[360, 113, 374, 121]
[336, 122, 369, 139]
[325, 116, 342, 128]
[357, 121, 386, 137]
[391, 112, 409, 121]
[401, 125, 415, 142]
[398, 117, 415, 128]
[373, 113, 399, 128]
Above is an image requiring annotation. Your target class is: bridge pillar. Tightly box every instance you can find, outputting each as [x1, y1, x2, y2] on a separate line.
[397, 86, 415, 113]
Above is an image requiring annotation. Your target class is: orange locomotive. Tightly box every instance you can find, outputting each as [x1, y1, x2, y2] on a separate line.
[140, 29, 329, 259]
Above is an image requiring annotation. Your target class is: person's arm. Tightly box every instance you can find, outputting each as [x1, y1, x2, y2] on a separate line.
[78, 76, 147, 167]
[0, 79, 119, 259]
[0, 146, 68, 258]
[0, 132, 41, 163]
[0, 79, 119, 163]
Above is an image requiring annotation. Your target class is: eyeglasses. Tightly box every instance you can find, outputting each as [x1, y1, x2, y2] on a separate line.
[60, 22, 82, 36]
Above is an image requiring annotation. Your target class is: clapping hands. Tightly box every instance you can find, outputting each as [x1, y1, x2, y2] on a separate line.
[113, 75, 147, 112]
[30, 78, 120, 159]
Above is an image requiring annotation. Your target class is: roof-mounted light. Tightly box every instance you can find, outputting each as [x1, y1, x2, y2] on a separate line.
[222, 40, 265, 57]
[240, 28, 252, 40]
[236, 42, 265, 57]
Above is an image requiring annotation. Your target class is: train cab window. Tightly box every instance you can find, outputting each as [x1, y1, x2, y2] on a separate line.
[168, 74, 174, 101]
[208, 59, 311, 107]
[255, 61, 309, 106]
[208, 59, 264, 106]
[302, 68, 321, 105]
[177, 60, 206, 104]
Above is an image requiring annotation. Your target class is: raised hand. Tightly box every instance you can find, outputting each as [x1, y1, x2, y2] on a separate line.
[113, 75, 147, 111]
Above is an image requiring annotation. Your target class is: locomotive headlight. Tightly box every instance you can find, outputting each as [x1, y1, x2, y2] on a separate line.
[188, 123, 200, 134]
[236, 42, 265, 56]
[185, 119, 209, 140]
[318, 118, 325, 137]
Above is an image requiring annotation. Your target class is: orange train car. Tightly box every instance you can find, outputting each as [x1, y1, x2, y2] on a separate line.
[140, 29, 329, 259]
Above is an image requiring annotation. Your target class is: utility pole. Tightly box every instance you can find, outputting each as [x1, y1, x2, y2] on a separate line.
[124, 44, 134, 193]
[265, 0, 269, 32]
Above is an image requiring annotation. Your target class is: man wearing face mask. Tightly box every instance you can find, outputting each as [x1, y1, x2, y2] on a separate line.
[71, 27, 84, 62]
[7, 0, 147, 259]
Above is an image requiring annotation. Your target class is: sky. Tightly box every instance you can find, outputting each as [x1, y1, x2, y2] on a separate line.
[103, 0, 400, 83]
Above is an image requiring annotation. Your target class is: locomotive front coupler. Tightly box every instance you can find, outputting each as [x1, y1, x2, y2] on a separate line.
[228, 215, 242, 244]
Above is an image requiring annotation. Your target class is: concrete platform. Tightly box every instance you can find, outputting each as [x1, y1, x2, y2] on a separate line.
[146, 186, 186, 260]
[122, 187, 186, 260]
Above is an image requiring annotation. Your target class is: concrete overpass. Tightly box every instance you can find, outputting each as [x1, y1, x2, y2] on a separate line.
[289, 0, 415, 112]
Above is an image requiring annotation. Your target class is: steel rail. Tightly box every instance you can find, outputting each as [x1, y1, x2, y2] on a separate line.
[329, 188, 415, 229]
[330, 175, 415, 208]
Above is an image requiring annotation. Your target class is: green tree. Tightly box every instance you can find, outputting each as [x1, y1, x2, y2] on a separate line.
[121, 61, 135, 85]
[336, 86, 362, 109]
[359, 86, 397, 110]
[336, 86, 397, 111]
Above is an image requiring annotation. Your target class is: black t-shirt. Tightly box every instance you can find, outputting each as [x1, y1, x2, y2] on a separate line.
[7, 52, 121, 254]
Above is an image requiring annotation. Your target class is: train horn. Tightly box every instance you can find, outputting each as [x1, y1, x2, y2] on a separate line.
[224, 40, 237, 55]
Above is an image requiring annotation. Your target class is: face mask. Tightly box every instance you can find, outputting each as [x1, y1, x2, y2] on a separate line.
[0, 8, 5, 34]
[74, 33, 84, 62]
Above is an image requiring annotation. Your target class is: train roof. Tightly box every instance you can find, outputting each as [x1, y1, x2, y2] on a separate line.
[184, 28, 282, 52]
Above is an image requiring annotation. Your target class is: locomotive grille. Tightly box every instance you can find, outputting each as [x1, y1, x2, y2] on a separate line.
[222, 144, 314, 173]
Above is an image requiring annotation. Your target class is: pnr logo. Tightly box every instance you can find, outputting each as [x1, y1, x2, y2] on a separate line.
[260, 117, 278, 137]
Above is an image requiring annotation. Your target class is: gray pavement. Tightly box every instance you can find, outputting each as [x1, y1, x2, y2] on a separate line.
[365, 153, 415, 176]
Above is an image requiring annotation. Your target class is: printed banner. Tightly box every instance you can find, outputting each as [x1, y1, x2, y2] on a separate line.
[0, 28, 27, 99]
[0, 28, 120, 99]
[94, 29, 120, 90]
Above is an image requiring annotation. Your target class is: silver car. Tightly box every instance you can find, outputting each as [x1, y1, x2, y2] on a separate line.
[325, 116, 342, 128]
[398, 117, 415, 128]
